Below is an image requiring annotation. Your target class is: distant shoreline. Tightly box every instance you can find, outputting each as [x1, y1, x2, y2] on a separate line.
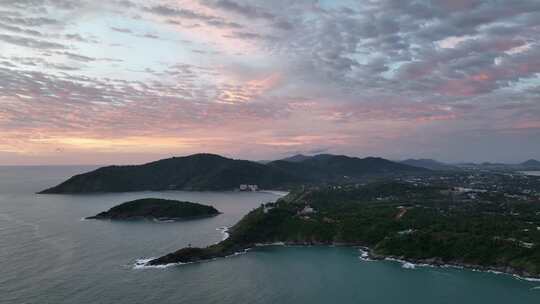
[519, 171, 540, 177]
[258, 190, 290, 196]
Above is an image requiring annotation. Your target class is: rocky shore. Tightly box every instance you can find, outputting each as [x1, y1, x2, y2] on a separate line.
[365, 248, 540, 281]
[147, 240, 540, 281]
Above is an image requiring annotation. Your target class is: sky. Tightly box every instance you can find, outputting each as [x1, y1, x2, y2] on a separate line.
[0, 0, 539, 165]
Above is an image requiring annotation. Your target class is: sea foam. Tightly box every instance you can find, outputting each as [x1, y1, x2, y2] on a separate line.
[255, 242, 285, 247]
[402, 262, 416, 269]
[382, 256, 540, 282]
[216, 226, 229, 241]
[358, 248, 374, 261]
[133, 257, 188, 269]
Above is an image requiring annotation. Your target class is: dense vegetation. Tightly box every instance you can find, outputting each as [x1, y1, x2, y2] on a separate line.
[39, 153, 427, 193]
[87, 198, 219, 220]
[149, 182, 540, 278]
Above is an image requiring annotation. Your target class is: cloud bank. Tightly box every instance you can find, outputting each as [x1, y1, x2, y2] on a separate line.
[0, 0, 539, 164]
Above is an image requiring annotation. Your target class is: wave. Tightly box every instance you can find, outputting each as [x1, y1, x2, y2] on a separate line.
[255, 242, 285, 247]
[133, 257, 188, 269]
[358, 248, 374, 261]
[381, 256, 540, 282]
[384, 257, 426, 269]
[216, 226, 229, 241]
[225, 248, 251, 258]
[259, 190, 289, 196]
[153, 219, 175, 223]
[402, 262, 416, 269]
[518, 276, 540, 282]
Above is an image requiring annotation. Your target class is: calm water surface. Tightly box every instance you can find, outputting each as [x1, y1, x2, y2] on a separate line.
[1, 166, 539, 303]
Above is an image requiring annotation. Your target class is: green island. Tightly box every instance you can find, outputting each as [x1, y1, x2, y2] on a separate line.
[148, 182, 540, 279]
[87, 198, 220, 221]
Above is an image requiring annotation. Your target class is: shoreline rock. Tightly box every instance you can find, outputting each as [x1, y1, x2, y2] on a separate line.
[146, 241, 540, 281]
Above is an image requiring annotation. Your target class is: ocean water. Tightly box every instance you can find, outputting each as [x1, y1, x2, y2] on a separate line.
[1, 166, 539, 304]
[521, 171, 540, 177]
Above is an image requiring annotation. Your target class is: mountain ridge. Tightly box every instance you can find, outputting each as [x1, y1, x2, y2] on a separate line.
[522, 159, 540, 168]
[400, 158, 459, 171]
[39, 153, 428, 194]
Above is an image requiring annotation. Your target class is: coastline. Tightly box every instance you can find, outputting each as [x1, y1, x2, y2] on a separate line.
[85, 213, 220, 221]
[258, 190, 290, 196]
[380, 255, 540, 282]
[140, 240, 540, 282]
[360, 246, 540, 282]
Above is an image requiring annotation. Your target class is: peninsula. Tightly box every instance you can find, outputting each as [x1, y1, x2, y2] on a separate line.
[38, 153, 427, 194]
[148, 181, 540, 279]
[87, 198, 220, 221]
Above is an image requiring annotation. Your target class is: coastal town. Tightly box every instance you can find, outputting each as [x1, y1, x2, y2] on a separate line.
[317, 171, 540, 204]
[239, 184, 259, 192]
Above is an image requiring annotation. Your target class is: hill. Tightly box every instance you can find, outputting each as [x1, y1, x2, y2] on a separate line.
[400, 159, 459, 171]
[273, 154, 429, 180]
[522, 159, 540, 169]
[298, 154, 428, 176]
[280, 154, 312, 163]
[40, 154, 299, 193]
[39, 153, 428, 194]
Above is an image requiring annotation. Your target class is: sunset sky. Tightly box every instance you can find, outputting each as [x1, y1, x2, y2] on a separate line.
[0, 0, 539, 165]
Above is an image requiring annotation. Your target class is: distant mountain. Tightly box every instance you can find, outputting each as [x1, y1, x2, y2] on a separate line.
[521, 159, 540, 168]
[294, 154, 428, 176]
[271, 154, 429, 182]
[280, 154, 312, 163]
[400, 159, 459, 171]
[39, 153, 428, 194]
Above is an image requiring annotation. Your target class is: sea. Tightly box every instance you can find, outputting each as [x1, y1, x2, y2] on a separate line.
[521, 171, 540, 177]
[1, 166, 539, 304]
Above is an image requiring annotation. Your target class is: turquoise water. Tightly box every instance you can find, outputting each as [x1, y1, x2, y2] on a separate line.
[1, 166, 539, 303]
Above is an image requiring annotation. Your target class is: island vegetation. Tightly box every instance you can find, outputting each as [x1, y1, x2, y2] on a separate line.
[148, 182, 540, 279]
[87, 198, 220, 221]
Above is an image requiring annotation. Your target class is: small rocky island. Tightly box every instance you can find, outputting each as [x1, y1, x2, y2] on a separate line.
[87, 198, 220, 221]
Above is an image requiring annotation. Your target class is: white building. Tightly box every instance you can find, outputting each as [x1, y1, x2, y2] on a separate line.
[299, 205, 315, 215]
[239, 184, 259, 191]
